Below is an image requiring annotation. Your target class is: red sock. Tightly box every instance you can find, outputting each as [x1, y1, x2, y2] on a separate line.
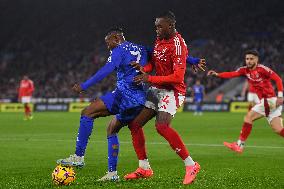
[239, 122, 252, 141]
[156, 123, 189, 160]
[128, 122, 147, 160]
[25, 104, 31, 116]
[279, 128, 284, 137]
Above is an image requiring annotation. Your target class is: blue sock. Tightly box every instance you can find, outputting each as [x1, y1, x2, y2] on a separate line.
[197, 104, 201, 112]
[108, 134, 119, 172]
[75, 116, 94, 157]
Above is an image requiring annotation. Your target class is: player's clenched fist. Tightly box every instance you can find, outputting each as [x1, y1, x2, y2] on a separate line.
[72, 83, 85, 94]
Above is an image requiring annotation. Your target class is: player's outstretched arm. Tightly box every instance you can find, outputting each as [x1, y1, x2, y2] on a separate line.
[80, 63, 116, 91]
[80, 49, 122, 91]
[270, 72, 284, 106]
[207, 70, 242, 78]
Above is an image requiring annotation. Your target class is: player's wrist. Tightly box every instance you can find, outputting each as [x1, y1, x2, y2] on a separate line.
[147, 75, 153, 83]
[278, 91, 283, 98]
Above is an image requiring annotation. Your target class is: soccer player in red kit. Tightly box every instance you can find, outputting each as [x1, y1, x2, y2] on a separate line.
[18, 75, 34, 120]
[208, 50, 284, 153]
[124, 11, 201, 185]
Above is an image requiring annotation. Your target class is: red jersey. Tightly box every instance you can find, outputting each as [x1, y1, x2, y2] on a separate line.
[248, 81, 257, 93]
[219, 64, 283, 99]
[18, 79, 34, 97]
[144, 32, 188, 95]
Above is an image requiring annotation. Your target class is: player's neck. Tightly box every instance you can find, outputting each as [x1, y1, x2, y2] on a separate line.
[249, 64, 258, 70]
[164, 29, 176, 40]
[116, 39, 126, 46]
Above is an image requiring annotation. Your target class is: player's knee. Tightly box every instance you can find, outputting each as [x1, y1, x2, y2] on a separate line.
[81, 107, 94, 118]
[81, 108, 88, 116]
[128, 121, 141, 133]
[106, 127, 115, 136]
[244, 114, 252, 123]
[106, 125, 116, 136]
[155, 123, 169, 135]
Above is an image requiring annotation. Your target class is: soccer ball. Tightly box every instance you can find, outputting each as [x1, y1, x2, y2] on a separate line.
[52, 165, 76, 186]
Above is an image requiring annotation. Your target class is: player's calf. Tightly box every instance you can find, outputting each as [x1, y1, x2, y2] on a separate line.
[270, 117, 284, 137]
[279, 128, 284, 137]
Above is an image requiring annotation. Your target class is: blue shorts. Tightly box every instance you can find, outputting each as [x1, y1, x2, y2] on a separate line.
[194, 98, 203, 103]
[100, 90, 144, 126]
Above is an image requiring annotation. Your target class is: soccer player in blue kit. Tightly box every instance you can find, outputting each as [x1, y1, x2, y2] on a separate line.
[57, 27, 206, 181]
[192, 80, 205, 115]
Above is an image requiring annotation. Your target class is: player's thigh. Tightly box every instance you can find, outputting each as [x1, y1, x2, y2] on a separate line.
[156, 111, 172, 125]
[244, 110, 263, 123]
[247, 93, 260, 104]
[107, 116, 123, 136]
[131, 107, 156, 126]
[82, 98, 111, 118]
[270, 117, 283, 133]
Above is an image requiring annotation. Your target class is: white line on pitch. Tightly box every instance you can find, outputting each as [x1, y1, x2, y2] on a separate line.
[0, 138, 284, 149]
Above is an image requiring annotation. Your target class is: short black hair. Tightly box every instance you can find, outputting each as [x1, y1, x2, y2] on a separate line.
[245, 49, 259, 57]
[106, 27, 124, 36]
[156, 11, 176, 24]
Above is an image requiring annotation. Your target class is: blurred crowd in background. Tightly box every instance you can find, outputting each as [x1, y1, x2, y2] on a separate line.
[0, 0, 283, 100]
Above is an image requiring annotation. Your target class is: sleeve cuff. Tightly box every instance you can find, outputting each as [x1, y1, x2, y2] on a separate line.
[80, 83, 87, 91]
[278, 91, 283, 97]
[186, 56, 200, 65]
[147, 75, 153, 83]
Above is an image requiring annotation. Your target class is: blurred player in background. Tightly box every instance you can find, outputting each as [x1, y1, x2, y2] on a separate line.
[241, 80, 260, 111]
[192, 79, 205, 115]
[208, 50, 284, 153]
[18, 75, 34, 120]
[125, 11, 203, 185]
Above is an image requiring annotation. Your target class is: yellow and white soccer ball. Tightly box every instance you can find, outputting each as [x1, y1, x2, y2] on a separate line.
[52, 165, 76, 186]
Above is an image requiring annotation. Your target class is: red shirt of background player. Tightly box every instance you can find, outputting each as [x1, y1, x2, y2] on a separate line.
[218, 64, 283, 99]
[18, 79, 34, 98]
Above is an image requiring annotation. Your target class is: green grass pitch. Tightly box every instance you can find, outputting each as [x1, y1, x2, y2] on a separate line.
[0, 112, 284, 188]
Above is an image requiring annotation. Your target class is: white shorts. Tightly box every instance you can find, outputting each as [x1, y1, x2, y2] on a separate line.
[252, 97, 282, 123]
[21, 96, 32, 103]
[145, 87, 185, 116]
[247, 92, 260, 104]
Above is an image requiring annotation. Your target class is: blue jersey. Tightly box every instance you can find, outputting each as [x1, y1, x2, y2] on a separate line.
[81, 41, 148, 105]
[114, 41, 148, 104]
[193, 84, 204, 100]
